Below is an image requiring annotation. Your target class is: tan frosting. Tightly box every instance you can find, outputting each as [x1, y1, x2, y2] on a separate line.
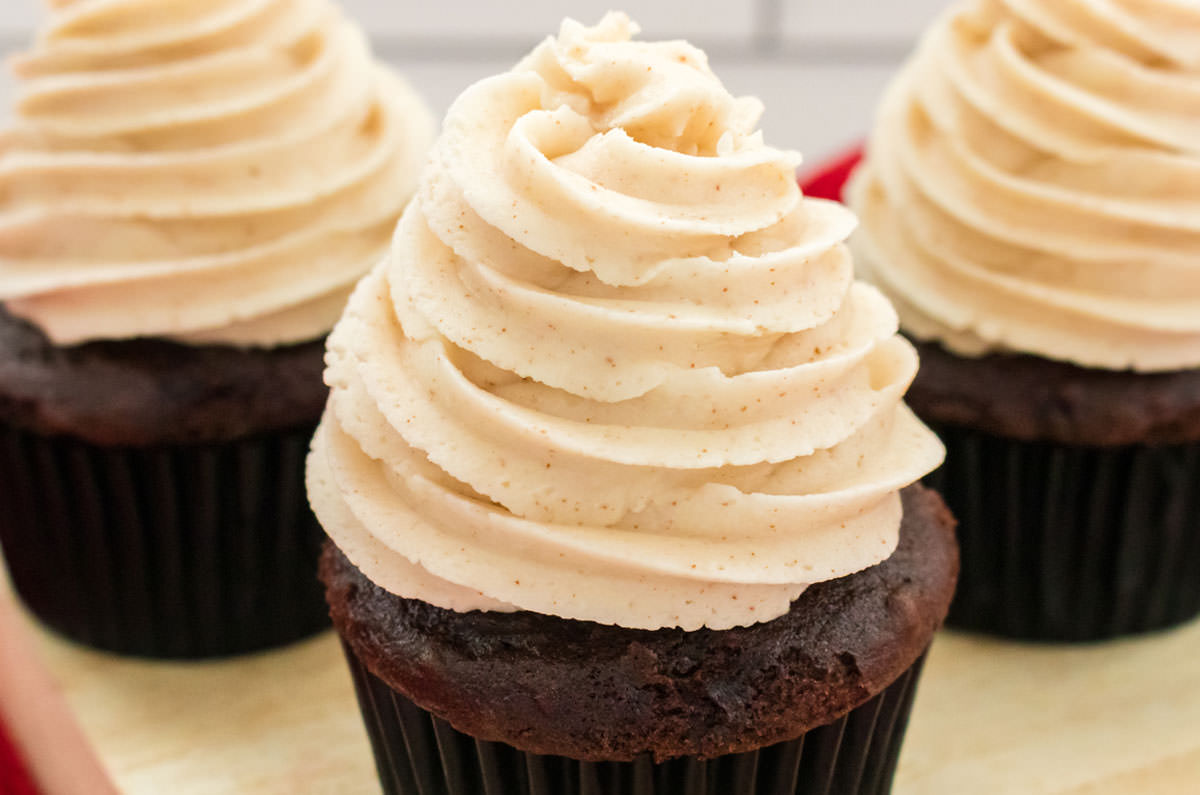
[0, 0, 433, 346]
[849, 0, 1200, 372]
[308, 13, 944, 631]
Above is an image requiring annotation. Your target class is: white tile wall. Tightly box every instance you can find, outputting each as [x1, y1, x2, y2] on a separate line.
[388, 57, 516, 118]
[0, 0, 39, 35]
[0, 65, 12, 123]
[344, 0, 758, 44]
[0, 1, 759, 43]
[782, 0, 953, 44]
[719, 62, 893, 159]
[0, 0, 930, 164]
[0, 1, 957, 49]
[387, 57, 892, 162]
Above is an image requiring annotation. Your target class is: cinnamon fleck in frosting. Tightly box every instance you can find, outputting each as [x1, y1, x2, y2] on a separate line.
[850, 0, 1200, 371]
[308, 13, 944, 631]
[0, 0, 433, 346]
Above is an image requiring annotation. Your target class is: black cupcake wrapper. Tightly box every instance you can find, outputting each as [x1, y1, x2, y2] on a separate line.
[341, 641, 928, 795]
[0, 421, 328, 658]
[924, 422, 1200, 642]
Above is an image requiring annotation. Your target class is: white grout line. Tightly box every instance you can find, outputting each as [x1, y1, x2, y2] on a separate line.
[753, 0, 785, 54]
[0, 33, 917, 63]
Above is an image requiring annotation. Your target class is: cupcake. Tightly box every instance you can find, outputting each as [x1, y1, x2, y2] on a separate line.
[0, 0, 433, 657]
[311, 13, 957, 794]
[848, 0, 1200, 640]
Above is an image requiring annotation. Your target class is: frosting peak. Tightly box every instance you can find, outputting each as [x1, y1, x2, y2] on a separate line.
[522, 15, 766, 158]
[849, 0, 1200, 371]
[434, 13, 802, 294]
[309, 13, 944, 631]
[0, 0, 433, 346]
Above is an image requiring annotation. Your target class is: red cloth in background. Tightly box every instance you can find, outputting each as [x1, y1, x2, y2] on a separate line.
[800, 145, 864, 201]
[0, 717, 39, 795]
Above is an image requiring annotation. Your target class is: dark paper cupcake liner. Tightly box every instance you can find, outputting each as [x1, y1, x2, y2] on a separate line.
[924, 423, 1200, 642]
[341, 640, 927, 795]
[0, 421, 328, 658]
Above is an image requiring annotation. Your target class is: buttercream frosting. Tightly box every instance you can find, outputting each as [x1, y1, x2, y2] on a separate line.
[849, 0, 1200, 371]
[308, 13, 944, 630]
[0, 0, 433, 346]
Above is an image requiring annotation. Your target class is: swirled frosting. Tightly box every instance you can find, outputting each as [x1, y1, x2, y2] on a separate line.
[308, 13, 944, 631]
[0, 0, 433, 346]
[849, 0, 1200, 371]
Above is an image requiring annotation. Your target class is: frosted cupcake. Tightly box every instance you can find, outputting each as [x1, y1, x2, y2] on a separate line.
[849, 0, 1200, 640]
[311, 14, 957, 793]
[0, 0, 432, 657]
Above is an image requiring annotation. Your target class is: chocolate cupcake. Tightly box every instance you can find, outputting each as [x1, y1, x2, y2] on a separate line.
[310, 13, 957, 793]
[0, 0, 433, 657]
[848, 0, 1200, 640]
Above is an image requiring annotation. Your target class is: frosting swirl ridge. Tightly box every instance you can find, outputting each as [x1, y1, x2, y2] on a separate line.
[308, 13, 944, 630]
[849, 0, 1200, 371]
[0, 0, 433, 346]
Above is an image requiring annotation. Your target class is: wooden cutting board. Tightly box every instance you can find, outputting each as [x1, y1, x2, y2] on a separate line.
[7, 597, 1200, 794]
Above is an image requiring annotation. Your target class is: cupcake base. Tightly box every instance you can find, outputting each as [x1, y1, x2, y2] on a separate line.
[321, 485, 957, 764]
[342, 639, 928, 795]
[321, 485, 957, 793]
[926, 423, 1200, 642]
[0, 421, 329, 658]
[905, 340, 1200, 642]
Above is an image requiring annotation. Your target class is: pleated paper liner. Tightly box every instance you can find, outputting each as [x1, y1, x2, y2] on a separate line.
[0, 421, 329, 658]
[924, 422, 1200, 642]
[341, 640, 927, 795]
